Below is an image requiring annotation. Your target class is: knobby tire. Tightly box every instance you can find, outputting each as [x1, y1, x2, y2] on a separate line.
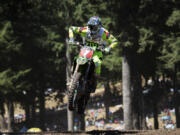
[68, 71, 81, 111]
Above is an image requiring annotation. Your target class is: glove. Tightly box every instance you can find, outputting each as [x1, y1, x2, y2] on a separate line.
[69, 38, 74, 45]
[104, 46, 111, 54]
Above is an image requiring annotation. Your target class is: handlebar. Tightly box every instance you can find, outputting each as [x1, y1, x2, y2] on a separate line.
[69, 41, 105, 52]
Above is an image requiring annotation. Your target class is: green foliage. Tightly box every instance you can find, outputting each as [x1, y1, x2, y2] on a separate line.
[159, 8, 180, 70]
[0, 21, 21, 52]
[0, 68, 31, 94]
[160, 36, 180, 68]
[166, 10, 180, 27]
[138, 27, 155, 53]
[0, 0, 179, 118]
[102, 46, 122, 81]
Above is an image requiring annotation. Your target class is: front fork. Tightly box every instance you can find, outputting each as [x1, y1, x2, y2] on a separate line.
[71, 62, 91, 111]
[73, 62, 91, 95]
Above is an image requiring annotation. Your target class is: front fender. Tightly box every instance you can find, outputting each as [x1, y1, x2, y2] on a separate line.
[76, 57, 88, 65]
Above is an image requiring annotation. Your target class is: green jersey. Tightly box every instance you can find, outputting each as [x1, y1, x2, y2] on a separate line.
[69, 26, 118, 48]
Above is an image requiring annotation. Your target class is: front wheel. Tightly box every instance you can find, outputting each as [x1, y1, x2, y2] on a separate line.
[68, 71, 81, 111]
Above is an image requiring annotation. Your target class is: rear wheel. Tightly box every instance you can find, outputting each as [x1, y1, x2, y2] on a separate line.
[77, 93, 90, 114]
[68, 72, 81, 111]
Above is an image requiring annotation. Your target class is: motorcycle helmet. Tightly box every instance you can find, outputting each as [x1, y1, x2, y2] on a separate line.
[87, 16, 102, 35]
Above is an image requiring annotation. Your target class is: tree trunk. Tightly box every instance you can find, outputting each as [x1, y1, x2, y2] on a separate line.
[67, 110, 74, 131]
[122, 49, 133, 130]
[7, 100, 14, 132]
[0, 103, 7, 131]
[104, 80, 111, 122]
[25, 103, 30, 126]
[132, 87, 140, 130]
[173, 63, 180, 128]
[141, 95, 148, 130]
[31, 99, 36, 126]
[39, 89, 45, 130]
[66, 39, 74, 131]
[152, 102, 159, 129]
[131, 68, 142, 130]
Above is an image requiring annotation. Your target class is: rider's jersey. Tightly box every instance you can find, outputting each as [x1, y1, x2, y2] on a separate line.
[69, 26, 118, 48]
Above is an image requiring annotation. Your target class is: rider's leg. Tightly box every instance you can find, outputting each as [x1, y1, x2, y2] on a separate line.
[90, 52, 102, 92]
[91, 62, 101, 92]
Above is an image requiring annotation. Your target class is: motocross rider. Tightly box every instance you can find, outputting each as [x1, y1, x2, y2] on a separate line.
[69, 16, 119, 92]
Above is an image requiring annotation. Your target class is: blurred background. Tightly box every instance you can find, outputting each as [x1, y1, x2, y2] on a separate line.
[0, 0, 180, 133]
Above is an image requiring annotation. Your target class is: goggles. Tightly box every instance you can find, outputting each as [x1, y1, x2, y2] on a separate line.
[88, 25, 98, 32]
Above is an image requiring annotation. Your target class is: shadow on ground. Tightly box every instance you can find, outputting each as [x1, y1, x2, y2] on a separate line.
[1, 129, 180, 135]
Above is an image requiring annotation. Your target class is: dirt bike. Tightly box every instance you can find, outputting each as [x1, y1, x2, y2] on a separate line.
[68, 41, 105, 114]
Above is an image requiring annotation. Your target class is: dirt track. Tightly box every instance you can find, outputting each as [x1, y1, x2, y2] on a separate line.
[1, 129, 180, 135]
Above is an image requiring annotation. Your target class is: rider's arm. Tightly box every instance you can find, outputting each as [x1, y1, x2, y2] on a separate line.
[102, 29, 119, 48]
[69, 26, 87, 39]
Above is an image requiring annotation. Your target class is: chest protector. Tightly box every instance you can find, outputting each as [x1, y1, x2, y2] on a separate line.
[85, 28, 107, 48]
